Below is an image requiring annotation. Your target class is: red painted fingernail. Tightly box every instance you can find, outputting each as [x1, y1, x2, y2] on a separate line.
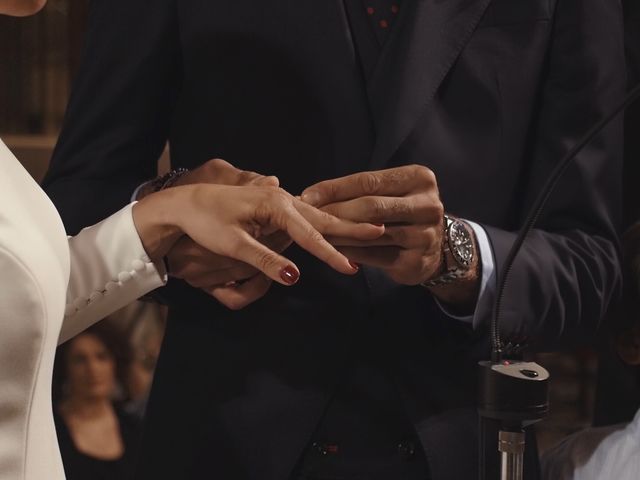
[373, 223, 384, 227]
[280, 266, 300, 285]
[349, 261, 360, 271]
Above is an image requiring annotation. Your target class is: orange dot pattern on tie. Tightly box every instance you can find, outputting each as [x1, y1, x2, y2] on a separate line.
[363, 0, 402, 45]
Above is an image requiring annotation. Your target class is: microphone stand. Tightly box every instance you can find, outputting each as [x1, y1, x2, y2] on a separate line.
[478, 83, 640, 480]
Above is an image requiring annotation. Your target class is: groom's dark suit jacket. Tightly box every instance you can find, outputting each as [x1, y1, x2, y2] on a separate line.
[44, 0, 625, 479]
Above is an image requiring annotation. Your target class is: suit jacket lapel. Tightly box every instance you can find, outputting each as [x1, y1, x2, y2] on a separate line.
[367, 0, 493, 170]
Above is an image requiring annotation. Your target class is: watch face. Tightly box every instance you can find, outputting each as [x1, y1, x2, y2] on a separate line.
[449, 221, 473, 267]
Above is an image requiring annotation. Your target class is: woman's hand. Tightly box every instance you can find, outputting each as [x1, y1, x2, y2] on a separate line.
[132, 184, 384, 296]
[153, 158, 291, 308]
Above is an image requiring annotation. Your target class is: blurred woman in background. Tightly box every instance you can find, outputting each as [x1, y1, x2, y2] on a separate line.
[540, 225, 640, 480]
[541, 6, 640, 473]
[53, 324, 139, 480]
[123, 303, 167, 419]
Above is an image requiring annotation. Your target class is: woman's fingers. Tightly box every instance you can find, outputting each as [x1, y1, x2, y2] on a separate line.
[232, 189, 359, 275]
[228, 230, 304, 286]
[273, 203, 358, 275]
[180, 185, 363, 283]
[221, 197, 360, 279]
[180, 233, 293, 288]
[294, 199, 385, 240]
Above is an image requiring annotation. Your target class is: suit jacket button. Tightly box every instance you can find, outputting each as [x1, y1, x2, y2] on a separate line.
[397, 440, 416, 460]
[313, 442, 339, 456]
[313, 442, 327, 456]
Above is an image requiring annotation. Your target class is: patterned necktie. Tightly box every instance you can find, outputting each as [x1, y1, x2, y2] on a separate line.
[362, 0, 402, 45]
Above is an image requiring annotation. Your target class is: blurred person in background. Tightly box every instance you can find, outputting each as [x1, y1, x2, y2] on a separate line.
[591, 0, 640, 430]
[124, 304, 166, 419]
[540, 225, 640, 480]
[542, 5, 640, 469]
[0, 2, 381, 480]
[53, 323, 140, 480]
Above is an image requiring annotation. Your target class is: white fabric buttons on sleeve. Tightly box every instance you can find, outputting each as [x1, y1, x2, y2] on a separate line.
[89, 291, 103, 303]
[132, 259, 146, 272]
[118, 271, 133, 283]
[73, 298, 86, 310]
[61, 203, 168, 343]
[65, 255, 157, 318]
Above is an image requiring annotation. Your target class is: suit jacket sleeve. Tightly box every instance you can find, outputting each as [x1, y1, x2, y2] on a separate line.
[42, 0, 182, 235]
[475, 0, 626, 350]
[60, 203, 167, 344]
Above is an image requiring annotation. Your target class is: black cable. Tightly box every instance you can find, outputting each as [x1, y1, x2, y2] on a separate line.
[491, 83, 640, 363]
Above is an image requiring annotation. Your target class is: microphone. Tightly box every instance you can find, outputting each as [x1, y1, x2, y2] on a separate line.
[478, 82, 640, 480]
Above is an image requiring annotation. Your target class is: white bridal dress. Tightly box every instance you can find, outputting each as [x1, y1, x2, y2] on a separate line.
[0, 139, 166, 480]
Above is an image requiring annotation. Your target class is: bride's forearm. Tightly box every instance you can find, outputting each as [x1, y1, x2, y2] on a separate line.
[132, 187, 185, 263]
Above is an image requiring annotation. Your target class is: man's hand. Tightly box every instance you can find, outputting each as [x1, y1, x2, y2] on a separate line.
[301, 165, 480, 310]
[168, 231, 292, 310]
[172, 158, 280, 190]
[166, 159, 291, 310]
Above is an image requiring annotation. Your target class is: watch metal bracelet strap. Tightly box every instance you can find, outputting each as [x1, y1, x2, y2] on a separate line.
[422, 268, 467, 287]
[150, 167, 190, 192]
[421, 215, 474, 288]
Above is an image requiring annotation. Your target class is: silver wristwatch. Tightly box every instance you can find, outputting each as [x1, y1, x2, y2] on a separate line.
[422, 215, 475, 288]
